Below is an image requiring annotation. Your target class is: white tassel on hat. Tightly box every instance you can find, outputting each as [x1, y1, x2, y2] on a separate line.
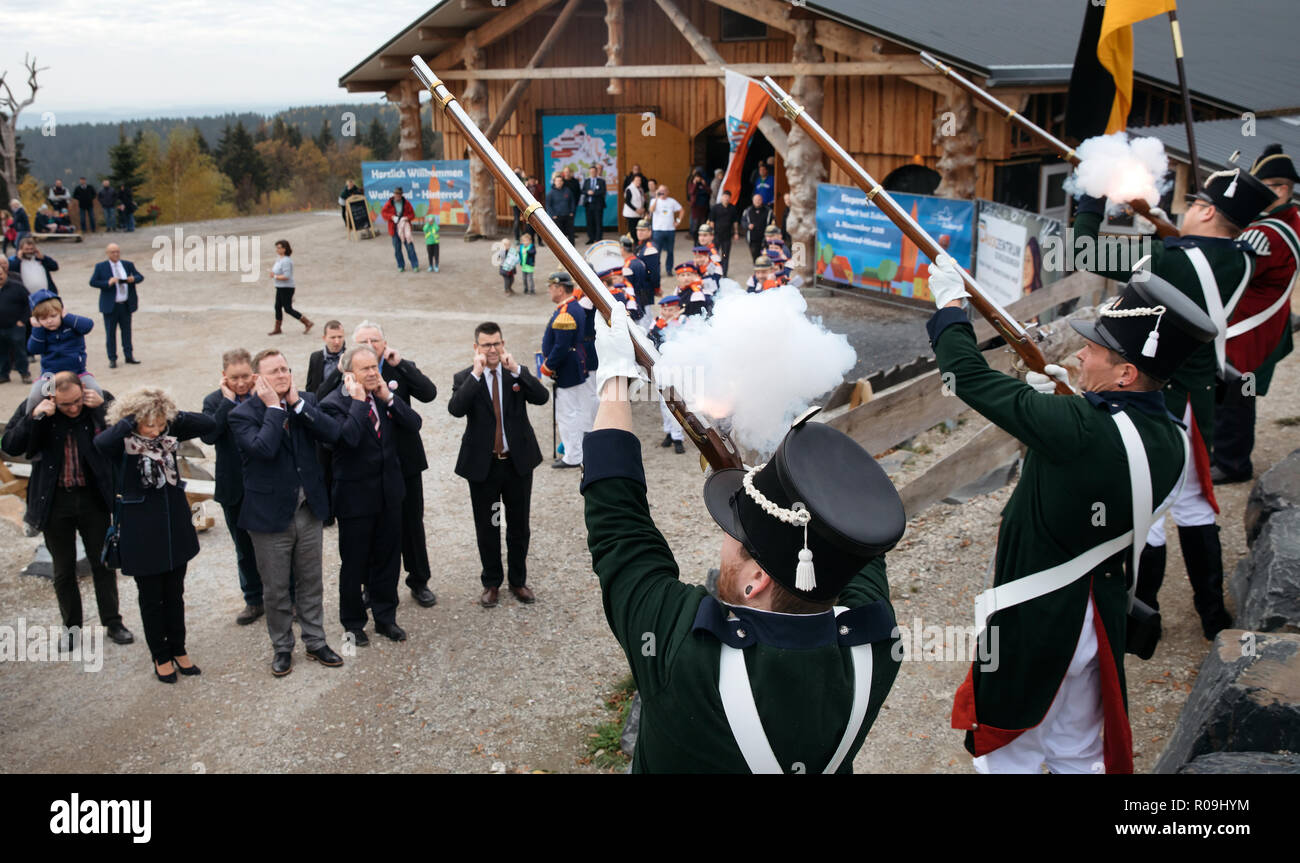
[1100, 300, 1168, 359]
[1141, 309, 1166, 358]
[742, 464, 817, 592]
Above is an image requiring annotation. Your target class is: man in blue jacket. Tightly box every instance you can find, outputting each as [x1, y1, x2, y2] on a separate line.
[88, 243, 144, 368]
[539, 271, 588, 468]
[229, 348, 344, 677]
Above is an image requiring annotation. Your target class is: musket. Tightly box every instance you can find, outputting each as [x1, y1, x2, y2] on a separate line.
[412, 55, 743, 470]
[759, 76, 1073, 395]
[917, 51, 1180, 239]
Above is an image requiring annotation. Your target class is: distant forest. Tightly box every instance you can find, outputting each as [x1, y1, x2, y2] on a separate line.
[21, 102, 443, 183]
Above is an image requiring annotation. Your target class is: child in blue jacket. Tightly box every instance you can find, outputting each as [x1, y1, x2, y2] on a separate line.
[26, 289, 103, 412]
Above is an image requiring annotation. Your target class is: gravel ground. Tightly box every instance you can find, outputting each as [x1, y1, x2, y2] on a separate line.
[0, 213, 1294, 773]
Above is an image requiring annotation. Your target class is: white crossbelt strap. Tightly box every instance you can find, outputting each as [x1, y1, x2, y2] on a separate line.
[1226, 218, 1298, 340]
[973, 412, 1187, 633]
[1184, 246, 1253, 373]
[718, 606, 873, 774]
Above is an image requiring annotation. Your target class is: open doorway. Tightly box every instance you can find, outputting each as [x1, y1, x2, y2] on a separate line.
[692, 119, 773, 206]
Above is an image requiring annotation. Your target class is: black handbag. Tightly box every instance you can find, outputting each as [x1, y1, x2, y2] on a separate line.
[100, 452, 126, 570]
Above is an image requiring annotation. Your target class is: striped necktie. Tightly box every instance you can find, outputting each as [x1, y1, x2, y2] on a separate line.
[368, 396, 381, 438]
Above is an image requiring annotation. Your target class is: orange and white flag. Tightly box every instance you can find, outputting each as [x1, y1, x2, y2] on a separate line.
[718, 70, 770, 204]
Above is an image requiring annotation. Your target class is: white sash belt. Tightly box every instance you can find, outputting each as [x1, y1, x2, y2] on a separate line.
[972, 413, 1189, 634]
[718, 606, 873, 774]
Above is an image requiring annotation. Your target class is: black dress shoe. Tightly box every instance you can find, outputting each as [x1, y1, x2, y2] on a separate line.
[374, 622, 407, 642]
[673, 440, 685, 454]
[306, 645, 344, 667]
[173, 656, 201, 676]
[106, 623, 134, 644]
[154, 660, 177, 683]
[108, 359, 117, 369]
[661, 433, 674, 447]
[271, 652, 293, 676]
[551, 459, 580, 469]
[411, 586, 438, 607]
[1209, 464, 1251, 485]
[124, 358, 141, 364]
[346, 629, 370, 647]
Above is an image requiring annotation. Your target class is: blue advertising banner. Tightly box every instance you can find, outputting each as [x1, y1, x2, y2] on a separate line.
[361, 160, 470, 227]
[814, 184, 974, 301]
[541, 113, 618, 228]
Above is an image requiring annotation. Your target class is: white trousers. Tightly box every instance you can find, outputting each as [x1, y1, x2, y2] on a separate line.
[1147, 403, 1216, 547]
[659, 395, 683, 440]
[973, 602, 1104, 775]
[555, 383, 590, 465]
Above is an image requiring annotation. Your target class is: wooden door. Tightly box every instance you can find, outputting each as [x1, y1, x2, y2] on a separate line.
[618, 112, 691, 236]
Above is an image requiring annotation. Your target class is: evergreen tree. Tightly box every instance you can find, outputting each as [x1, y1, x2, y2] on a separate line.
[315, 118, 334, 153]
[108, 128, 155, 224]
[363, 117, 392, 160]
[286, 124, 303, 148]
[196, 130, 211, 156]
[216, 120, 268, 211]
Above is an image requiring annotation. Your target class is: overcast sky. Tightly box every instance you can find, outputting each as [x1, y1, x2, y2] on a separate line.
[9, 0, 432, 124]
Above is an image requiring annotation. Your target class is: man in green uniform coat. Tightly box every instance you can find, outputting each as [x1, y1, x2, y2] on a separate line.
[1072, 169, 1274, 638]
[580, 304, 906, 773]
[927, 257, 1216, 773]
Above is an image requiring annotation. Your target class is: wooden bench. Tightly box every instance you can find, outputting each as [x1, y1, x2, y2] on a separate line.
[29, 232, 83, 243]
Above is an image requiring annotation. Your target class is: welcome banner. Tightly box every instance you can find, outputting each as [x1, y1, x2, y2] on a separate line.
[361, 160, 470, 227]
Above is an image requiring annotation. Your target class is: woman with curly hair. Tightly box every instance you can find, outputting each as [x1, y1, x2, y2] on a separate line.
[95, 387, 215, 683]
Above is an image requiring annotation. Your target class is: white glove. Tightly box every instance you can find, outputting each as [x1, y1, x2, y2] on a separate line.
[1025, 363, 1071, 394]
[928, 254, 970, 309]
[594, 301, 649, 399]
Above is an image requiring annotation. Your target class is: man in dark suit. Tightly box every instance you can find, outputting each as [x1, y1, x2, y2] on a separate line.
[1, 373, 133, 651]
[320, 345, 422, 644]
[317, 320, 438, 606]
[305, 320, 346, 526]
[582, 166, 607, 244]
[201, 348, 268, 625]
[88, 242, 144, 368]
[229, 348, 344, 677]
[448, 322, 549, 607]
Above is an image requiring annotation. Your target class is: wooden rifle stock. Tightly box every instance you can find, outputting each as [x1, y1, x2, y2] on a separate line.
[412, 56, 743, 470]
[917, 52, 1180, 239]
[760, 76, 1072, 395]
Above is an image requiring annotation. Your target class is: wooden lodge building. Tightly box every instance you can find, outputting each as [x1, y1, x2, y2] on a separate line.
[340, 0, 1298, 257]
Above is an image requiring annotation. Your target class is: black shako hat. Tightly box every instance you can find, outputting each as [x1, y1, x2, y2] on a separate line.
[703, 411, 906, 602]
[1251, 143, 1300, 184]
[1185, 168, 1273, 229]
[1070, 273, 1217, 383]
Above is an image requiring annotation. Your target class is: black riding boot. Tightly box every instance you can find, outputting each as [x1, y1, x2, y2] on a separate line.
[1132, 543, 1167, 611]
[1176, 524, 1233, 639]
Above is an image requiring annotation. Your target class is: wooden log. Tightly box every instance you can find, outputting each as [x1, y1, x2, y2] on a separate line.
[433, 61, 932, 80]
[604, 0, 624, 95]
[427, 0, 563, 71]
[389, 78, 423, 161]
[896, 422, 1023, 518]
[462, 34, 498, 238]
[933, 89, 979, 200]
[418, 26, 467, 41]
[483, 0, 583, 143]
[783, 19, 825, 279]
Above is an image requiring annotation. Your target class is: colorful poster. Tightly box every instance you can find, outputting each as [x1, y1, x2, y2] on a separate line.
[974, 200, 1065, 307]
[541, 113, 618, 228]
[361, 160, 470, 227]
[814, 184, 974, 301]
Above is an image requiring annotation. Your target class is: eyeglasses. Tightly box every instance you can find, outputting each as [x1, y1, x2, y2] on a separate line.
[477, 340, 504, 349]
[54, 398, 83, 409]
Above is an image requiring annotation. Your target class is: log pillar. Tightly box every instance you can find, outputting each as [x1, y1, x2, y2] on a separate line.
[783, 20, 825, 279]
[389, 78, 423, 161]
[462, 34, 498, 238]
[933, 89, 979, 200]
[605, 0, 624, 95]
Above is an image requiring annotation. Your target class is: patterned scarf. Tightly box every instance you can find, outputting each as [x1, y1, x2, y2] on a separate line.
[124, 433, 179, 488]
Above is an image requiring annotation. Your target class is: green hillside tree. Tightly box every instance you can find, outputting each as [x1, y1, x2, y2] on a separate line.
[107, 128, 156, 225]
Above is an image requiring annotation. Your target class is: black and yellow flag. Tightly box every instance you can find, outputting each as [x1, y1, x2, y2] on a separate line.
[1066, 0, 1177, 140]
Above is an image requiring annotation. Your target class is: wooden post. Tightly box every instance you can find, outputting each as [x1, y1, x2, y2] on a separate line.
[389, 78, 423, 161]
[605, 0, 624, 95]
[651, 0, 788, 160]
[933, 90, 979, 201]
[484, 0, 583, 143]
[462, 34, 498, 238]
[783, 19, 825, 280]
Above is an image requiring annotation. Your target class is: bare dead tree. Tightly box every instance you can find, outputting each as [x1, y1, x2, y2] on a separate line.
[0, 54, 48, 199]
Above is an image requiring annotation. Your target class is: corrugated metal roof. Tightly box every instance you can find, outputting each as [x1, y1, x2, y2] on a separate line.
[806, 0, 1300, 113]
[1129, 116, 1300, 172]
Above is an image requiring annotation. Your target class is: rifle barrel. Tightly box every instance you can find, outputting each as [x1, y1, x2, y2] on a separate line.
[412, 56, 743, 469]
[917, 52, 1179, 238]
[760, 76, 1072, 394]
